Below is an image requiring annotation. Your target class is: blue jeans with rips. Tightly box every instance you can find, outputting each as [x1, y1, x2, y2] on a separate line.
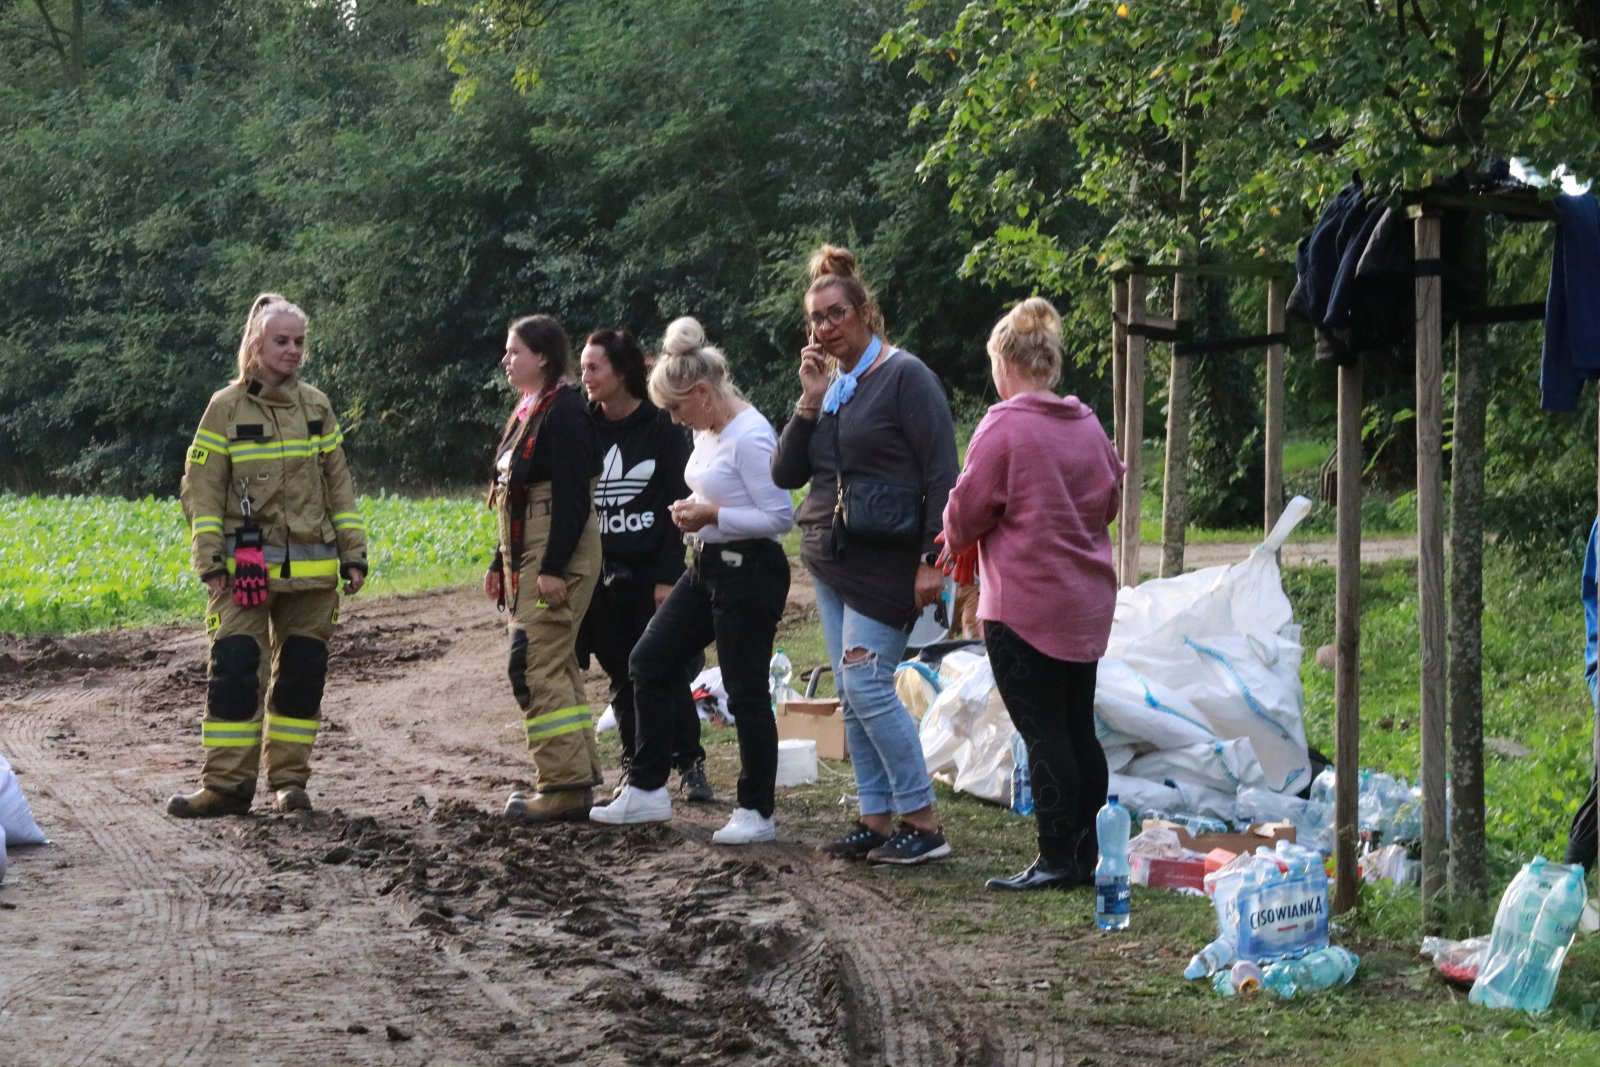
[813, 578, 936, 817]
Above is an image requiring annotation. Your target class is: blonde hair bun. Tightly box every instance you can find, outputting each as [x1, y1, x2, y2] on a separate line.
[1008, 296, 1061, 339]
[660, 316, 708, 358]
[988, 296, 1064, 389]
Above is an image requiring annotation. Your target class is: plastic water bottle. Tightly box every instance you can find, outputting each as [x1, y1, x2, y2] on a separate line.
[1212, 959, 1263, 997]
[1095, 794, 1131, 931]
[1262, 946, 1359, 998]
[1009, 732, 1034, 817]
[1472, 859, 1587, 1013]
[768, 648, 793, 713]
[1511, 866, 1588, 1013]
[1184, 936, 1235, 980]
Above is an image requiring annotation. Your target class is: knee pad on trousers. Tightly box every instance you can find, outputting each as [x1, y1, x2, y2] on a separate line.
[507, 628, 531, 710]
[208, 634, 261, 722]
[270, 635, 328, 718]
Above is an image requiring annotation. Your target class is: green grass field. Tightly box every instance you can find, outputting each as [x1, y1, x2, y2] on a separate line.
[0, 492, 495, 634]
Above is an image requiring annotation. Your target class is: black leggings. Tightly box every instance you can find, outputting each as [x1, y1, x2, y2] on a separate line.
[984, 620, 1105, 868]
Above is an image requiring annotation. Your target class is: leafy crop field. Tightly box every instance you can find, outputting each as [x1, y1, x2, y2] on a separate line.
[0, 493, 494, 635]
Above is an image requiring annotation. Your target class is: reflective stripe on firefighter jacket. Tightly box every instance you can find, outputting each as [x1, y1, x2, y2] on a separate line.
[180, 375, 368, 592]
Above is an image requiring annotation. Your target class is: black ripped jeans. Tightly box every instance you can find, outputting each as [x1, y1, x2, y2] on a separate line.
[983, 620, 1105, 869]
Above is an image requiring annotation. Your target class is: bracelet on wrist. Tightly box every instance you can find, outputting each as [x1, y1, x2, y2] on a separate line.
[794, 401, 821, 416]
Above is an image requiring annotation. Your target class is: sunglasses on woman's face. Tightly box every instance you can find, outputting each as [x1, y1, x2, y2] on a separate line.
[805, 303, 854, 329]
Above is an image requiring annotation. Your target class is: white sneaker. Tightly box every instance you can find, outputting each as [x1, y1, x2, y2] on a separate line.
[712, 807, 775, 845]
[589, 784, 672, 825]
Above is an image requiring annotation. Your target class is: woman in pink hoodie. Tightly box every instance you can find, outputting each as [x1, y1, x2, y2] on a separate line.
[941, 298, 1124, 891]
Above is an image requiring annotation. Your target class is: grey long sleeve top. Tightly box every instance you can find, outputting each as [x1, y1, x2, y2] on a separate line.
[770, 347, 959, 630]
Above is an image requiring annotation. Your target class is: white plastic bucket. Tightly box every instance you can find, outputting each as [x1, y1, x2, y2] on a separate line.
[774, 738, 819, 788]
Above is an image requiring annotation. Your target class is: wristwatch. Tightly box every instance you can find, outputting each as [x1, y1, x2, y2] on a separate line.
[921, 550, 941, 568]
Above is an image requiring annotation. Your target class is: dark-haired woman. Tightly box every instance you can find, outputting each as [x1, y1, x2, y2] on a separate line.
[771, 244, 959, 866]
[577, 329, 711, 803]
[484, 314, 605, 822]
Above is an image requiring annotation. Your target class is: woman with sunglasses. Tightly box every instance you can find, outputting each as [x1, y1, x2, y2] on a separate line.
[771, 244, 959, 865]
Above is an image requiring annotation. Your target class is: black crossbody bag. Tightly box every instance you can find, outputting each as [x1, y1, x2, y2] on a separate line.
[829, 375, 924, 555]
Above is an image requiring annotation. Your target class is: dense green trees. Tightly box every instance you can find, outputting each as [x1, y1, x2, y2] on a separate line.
[0, 0, 1011, 495]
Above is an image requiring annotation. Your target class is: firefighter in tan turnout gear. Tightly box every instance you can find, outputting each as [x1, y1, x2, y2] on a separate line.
[484, 314, 605, 822]
[168, 292, 368, 818]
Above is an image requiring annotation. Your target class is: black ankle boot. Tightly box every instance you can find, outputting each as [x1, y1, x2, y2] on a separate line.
[985, 856, 1089, 891]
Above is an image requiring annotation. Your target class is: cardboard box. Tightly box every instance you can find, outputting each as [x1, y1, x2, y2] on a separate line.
[1130, 853, 1207, 892]
[1140, 819, 1296, 856]
[777, 697, 848, 762]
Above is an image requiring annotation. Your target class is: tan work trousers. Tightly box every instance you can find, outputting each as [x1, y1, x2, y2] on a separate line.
[200, 585, 340, 797]
[499, 483, 604, 793]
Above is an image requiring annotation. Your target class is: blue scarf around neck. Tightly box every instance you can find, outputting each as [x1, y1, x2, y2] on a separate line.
[822, 335, 885, 415]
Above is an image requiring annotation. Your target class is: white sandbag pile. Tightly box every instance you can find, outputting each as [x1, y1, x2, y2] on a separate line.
[1, 750, 49, 884]
[917, 497, 1316, 821]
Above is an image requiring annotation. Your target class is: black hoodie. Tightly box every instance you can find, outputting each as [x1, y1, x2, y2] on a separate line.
[590, 397, 692, 586]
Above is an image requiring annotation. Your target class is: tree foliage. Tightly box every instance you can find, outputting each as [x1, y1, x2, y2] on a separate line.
[0, 0, 1013, 496]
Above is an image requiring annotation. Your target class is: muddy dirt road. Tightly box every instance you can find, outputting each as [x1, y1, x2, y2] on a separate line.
[0, 537, 1408, 1066]
[0, 585, 1069, 1067]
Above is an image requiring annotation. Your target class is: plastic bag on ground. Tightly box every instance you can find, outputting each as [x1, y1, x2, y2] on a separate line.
[0, 752, 48, 846]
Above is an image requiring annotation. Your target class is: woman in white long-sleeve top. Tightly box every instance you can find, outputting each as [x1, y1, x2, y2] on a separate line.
[589, 317, 794, 845]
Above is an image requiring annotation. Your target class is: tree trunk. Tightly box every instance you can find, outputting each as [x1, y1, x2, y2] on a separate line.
[1449, 217, 1488, 909]
[1414, 212, 1449, 930]
[1160, 264, 1194, 578]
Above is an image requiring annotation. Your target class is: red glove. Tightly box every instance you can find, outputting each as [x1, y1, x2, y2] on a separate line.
[232, 526, 269, 607]
[934, 531, 979, 586]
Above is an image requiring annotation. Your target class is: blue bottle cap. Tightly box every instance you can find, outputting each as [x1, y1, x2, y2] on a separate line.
[1108, 795, 1119, 804]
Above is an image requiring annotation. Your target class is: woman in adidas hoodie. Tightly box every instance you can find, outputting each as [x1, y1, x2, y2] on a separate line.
[577, 329, 711, 802]
[941, 297, 1124, 893]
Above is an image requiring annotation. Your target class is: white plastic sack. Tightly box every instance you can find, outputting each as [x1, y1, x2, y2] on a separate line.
[1, 823, 8, 885]
[1103, 497, 1314, 795]
[0, 752, 47, 846]
[917, 655, 1015, 804]
[1122, 738, 1270, 797]
[919, 497, 1315, 814]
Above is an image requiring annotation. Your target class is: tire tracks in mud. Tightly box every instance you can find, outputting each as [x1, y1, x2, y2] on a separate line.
[4, 586, 1071, 1065]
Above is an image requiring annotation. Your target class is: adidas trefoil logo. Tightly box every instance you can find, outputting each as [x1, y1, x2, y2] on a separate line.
[597, 446, 656, 505]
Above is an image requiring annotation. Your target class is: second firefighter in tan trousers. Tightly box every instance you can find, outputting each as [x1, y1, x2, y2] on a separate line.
[486, 314, 605, 821]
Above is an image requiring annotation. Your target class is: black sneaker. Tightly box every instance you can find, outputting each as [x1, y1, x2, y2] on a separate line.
[678, 759, 714, 803]
[866, 823, 952, 866]
[818, 821, 891, 860]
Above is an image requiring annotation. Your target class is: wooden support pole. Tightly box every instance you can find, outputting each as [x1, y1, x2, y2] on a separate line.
[1414, 211, 1449, 924]
[1448, 220, 1489, 906]
[1120, 274, 1148, 587]
[1112, 276, 1129, 505]
[1160, 266, 1195, 578]
[1334, 361, 1363, 914]
[1264, 278, 1288, 541]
